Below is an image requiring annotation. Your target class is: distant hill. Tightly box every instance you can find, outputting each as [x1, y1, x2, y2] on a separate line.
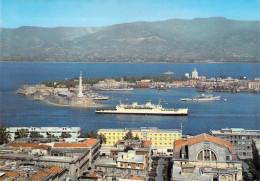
[0, 17, 259, 63]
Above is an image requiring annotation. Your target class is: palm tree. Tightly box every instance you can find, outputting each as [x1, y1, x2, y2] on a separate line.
[17, 129, 29, 139]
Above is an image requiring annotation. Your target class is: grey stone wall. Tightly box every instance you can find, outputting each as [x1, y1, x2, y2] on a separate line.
[188, 141, 226, 162]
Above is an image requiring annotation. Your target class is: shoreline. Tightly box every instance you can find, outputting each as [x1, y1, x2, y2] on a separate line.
[43, 99, 104, 108]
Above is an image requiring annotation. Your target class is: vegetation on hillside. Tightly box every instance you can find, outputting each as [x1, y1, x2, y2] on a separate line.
[43, 75, 188, 88]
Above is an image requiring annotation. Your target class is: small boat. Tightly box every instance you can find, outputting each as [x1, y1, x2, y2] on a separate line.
[162, 71, 174, 75]
[180, 94, 220, 101]
[85, 92, 109, 100]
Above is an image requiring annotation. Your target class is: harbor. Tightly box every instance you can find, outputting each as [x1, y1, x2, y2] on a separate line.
[1, 62, 259, 135]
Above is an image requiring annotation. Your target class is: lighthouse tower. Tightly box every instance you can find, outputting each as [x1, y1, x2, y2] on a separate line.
[77, 71, 84, 97]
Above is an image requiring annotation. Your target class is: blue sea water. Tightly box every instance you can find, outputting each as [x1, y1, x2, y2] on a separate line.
[0, 62, 260, 135]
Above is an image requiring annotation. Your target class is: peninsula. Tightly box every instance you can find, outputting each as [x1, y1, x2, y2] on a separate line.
[16, 72, 103, 108]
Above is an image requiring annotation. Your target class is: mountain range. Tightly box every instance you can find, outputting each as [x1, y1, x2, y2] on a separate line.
[0, 17, 259, 63]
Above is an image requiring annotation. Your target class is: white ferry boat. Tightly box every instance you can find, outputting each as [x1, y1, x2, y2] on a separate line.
[180, 94, 220, 101]
[95, 101, 188, 116]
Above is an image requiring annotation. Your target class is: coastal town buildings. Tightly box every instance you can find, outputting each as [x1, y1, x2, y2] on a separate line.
[0, 138, 100, 180]
[7, 127, 81, 141]
[248, 80, 260, 89]
[94, 150, 148, 180]
[210, 128, 260, 159]
[98, 127, 182, 155]
[172, 133, 243, 181]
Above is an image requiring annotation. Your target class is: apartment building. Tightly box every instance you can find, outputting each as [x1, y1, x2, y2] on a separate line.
[210, 128, 260, 159]
[98, 127, 182, 154]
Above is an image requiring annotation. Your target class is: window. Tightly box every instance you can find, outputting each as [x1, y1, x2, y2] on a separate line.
[128, 163, 131, 167]
[197, 149, 217, 161]
[136, 163, 140, 168]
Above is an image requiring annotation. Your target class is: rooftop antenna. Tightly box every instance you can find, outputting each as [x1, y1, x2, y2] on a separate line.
[181, 121, 183, 136]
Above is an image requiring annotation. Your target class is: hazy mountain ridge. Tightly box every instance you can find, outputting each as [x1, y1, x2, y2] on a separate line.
[0, 17, 259, 62]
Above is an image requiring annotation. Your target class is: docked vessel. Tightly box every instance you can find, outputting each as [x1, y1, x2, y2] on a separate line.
[180, 94, 220, 101]
[85, 92, 109, 100]
[162, 71, 174, 75]
[99, 87, 134, 91]
[95, 101, 188, 116]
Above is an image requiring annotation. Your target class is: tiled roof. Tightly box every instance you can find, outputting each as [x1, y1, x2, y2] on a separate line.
[5, 172, 19, 177]
[142, 140, 150, 147]
[44, 166, 64, 175]
[34, 145, 51, 150]
[49, 166, 64, 173]
[130, 175, 144, 180]
[44, 168, 56, 175]
[174, 134, 235, 153]
[174, 139, 187, 151]
[223, 140, 235, 153]
[29, 170, 50, 181]
[8, 143, 40, 148]
[54, 139, 98, 148]
[88, 172, 101, 178]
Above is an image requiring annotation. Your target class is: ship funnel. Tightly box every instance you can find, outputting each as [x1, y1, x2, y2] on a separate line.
[146, 101, 151, 106]
[132, 102, 138, 106]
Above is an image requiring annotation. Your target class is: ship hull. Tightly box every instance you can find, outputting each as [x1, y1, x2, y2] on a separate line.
[95, 109, 188, 116]
[180, 96, 220, 101]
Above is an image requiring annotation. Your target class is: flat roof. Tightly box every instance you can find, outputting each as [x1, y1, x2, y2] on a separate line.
[210, 128, 260, 135]
[98, 127, 181, 133]
[8, 127, 81, 132]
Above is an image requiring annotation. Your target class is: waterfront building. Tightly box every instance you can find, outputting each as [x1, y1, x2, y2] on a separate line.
[8, 127, 81, 141]
[98, 127, 182, 155]
[172, 133, 242, 181]
[192, 68, 198, 79]
[248, 80, 260, 89]
[0, 138, 100, 179]
[209, 128, 260, 159]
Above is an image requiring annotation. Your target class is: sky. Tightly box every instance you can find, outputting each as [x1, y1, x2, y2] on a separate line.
[1, 0, 260, 28]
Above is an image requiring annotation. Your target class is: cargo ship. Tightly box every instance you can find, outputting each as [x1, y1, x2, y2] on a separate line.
[95, 101, 188, 116]
[180, 94, 220, 101]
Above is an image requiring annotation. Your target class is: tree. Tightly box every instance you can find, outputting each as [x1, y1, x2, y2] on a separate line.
[133, 135, 140, 140]
[47, 134, 57, 139]
[97, 134, 107, 144]
[60, 133, 72, 138]
[123, 130, 134, 140]
[17, 129, 29, 139]
[30, 131, 44, 138]
[79, 131, 107, 144]
[124, 145, 134, 152]
[0, 126, 11, 145]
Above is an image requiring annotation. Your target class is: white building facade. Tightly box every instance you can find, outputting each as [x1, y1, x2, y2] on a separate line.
[8, 127, 81, 141]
